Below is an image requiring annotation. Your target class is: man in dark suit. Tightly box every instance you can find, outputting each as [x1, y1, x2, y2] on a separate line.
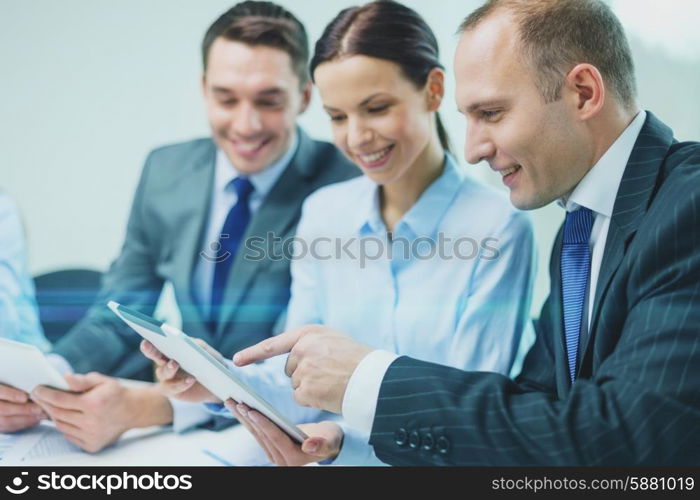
[230, 0, 700, 465]
[0, 1, 355, 452]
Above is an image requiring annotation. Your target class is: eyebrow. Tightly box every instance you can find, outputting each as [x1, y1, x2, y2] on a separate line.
[258, 88, 287, 97]
[323, 93, 390, 113]
[465, 99, 508, 113]
[211, 87, 287, 97]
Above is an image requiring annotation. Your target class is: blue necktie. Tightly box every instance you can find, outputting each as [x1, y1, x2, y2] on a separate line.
[561, 207, 593, 383]
[211, 177, 255, 322]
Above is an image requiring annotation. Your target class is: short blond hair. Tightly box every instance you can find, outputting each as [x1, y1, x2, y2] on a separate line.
[459, 0, 637, 109]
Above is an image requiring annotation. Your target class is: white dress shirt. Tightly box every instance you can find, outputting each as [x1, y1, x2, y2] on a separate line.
[190, 135, 298, 314]
[342, 111, 648, 437]
[562, 111, 647, 327]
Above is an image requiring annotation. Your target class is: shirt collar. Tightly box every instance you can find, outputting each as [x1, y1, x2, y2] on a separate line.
[356, 153, 467, 238]
[214, 132, 299, 198]
[559, 110, 646, 215]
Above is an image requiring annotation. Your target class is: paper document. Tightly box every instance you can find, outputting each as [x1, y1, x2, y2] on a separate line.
[201, 429, 272, 466]
[0, 424, 80, 465]
[0, 338, 69, 393]
[0, 433, 21, 461]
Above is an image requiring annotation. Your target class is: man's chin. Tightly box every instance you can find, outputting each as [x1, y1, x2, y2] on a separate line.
[224, 150, 276, 175]
[510, 191, 551, 211]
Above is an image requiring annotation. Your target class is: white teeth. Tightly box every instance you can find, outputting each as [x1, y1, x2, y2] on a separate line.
[236, 140, 266, 152]
[359, 146, 392, 163]
[500, 165, 520, 177]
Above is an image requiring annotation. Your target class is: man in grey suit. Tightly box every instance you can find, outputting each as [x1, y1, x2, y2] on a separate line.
[229, 0, 700, 465]
[0, 1, 354, 452]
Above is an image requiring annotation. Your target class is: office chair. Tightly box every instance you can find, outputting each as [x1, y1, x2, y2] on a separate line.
[33, 268, 102, 344]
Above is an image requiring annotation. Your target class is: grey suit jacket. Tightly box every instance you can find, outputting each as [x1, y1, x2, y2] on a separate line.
[54, 129, 357, 380]
[369, 112, 700, 465]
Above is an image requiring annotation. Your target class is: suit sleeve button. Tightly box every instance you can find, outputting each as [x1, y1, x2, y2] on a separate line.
[422, 432, 435, 452]
[408, 430, 421, 449]
[436, 436, 451, 455]
[394, 428, 408, 446]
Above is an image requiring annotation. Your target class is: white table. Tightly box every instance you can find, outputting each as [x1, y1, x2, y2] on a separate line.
[2, 422, 271, 466]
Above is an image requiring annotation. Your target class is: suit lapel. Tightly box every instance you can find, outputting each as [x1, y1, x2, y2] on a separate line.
[578, 112, 674, 367]
[215, 130, 318, 335]
[171, 142, 216, 329]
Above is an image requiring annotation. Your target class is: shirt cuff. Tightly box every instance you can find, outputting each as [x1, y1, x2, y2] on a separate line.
[341, 350, 398, 436]
[46, 353, 73, 375]
[329, 422, 388, 466]
[170, 398, 214, 433]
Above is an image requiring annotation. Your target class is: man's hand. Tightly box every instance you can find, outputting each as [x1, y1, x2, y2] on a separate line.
[233, 325, 372, 413]
[140, 340, 221, 404]
[227, 400, 343, 466]
[31, 373, 173, 453]
[0, 383, 47, 432]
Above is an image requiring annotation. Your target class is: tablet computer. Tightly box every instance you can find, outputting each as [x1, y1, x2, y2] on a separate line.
[0, 338, 70, 393]
[108, 301, 308, 444]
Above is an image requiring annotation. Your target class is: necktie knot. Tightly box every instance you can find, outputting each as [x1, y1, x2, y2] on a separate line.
[563, 207, 593, 245]
[231, 176, 254, 200]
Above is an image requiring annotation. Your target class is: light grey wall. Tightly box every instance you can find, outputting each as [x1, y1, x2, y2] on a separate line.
[2, 0, 699, 317]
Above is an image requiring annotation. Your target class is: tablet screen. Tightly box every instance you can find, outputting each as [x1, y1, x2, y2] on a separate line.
[110, 301, 308, 444]
[116, 305, 165, 336]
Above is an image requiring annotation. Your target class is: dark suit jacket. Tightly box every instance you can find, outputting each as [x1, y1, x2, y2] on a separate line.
[369, 112, 700, 465]
[54, 129, 356, 380]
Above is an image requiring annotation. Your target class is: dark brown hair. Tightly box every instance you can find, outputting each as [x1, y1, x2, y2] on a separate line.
[202, 1, 309, 87]
[310, 0, 451, 152]
[460, 0, 637, 109]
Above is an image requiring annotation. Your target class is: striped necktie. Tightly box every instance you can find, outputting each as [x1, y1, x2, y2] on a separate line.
[561, 206, 593, 383]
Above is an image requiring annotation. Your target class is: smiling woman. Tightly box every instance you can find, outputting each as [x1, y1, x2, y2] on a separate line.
[313, 55, 442, 197]
[311, 2, 451, 201]
[309, 2, 455, 231]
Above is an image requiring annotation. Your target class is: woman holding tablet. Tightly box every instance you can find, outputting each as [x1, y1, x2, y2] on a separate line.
[144, 0, 535, 465]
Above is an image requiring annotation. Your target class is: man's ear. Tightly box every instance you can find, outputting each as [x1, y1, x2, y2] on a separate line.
[425, 68, 445, 112]
[298, 80, 313, 115]
[563, 63, 605, 121]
